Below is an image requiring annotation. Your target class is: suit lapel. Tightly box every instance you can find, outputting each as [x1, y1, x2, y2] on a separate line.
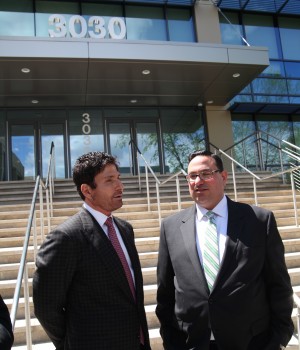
[79, 208, 135, 303]
[213, 197, 244, 289]
[180, 205, 207, 284]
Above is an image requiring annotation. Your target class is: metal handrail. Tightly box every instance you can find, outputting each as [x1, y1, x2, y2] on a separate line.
[222, 129, 291, 179]
[129, 139, 187, 225]
[10, 142, 56, 350]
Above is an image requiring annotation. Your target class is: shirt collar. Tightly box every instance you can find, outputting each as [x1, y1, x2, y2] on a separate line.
[83, 202, 111, 227]
[196, 195, 227, 220]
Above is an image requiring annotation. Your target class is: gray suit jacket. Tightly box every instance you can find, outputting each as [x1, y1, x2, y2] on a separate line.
[156, 197, 294, 350]
[33, 208, 151, 350]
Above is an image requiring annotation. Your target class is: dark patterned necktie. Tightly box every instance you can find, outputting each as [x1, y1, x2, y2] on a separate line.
[105, 217, 145, 345]
[105, 217, 136, 300]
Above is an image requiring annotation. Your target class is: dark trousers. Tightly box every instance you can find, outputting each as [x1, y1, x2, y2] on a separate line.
[210, 341, 219, 350]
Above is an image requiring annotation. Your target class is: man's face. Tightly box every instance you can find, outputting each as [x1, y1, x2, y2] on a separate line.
[187, 155, 227, 210]
[81, 164, 124, 216]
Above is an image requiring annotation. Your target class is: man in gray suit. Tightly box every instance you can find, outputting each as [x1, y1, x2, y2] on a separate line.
[33, 151, 151, 350]
[156, 150, 294, 350]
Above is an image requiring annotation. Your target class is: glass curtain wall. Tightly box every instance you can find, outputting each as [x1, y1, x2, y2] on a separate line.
[220, 11, 300, 104]
[0, 1, 195, 42]
[160, 108, 205, 173]
[232, 114, 295, 172]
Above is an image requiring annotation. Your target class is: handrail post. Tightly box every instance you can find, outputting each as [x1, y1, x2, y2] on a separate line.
[33, 211, 37, 262]
[24, 262, 32, 350]
[145, 165, 150, 211]
[137, 149, 141, 191]
[39, 183, 44, 246]
[156, 182, 161, 226]
[279, 140, 285, 183]
[49, 172, 53, 217]
[290, 172, 299, 227]
[231, 157, 237, 202]
[176, 175, 181, 211]
[253, 177, 258, 206]
[45, 188, 51, 235]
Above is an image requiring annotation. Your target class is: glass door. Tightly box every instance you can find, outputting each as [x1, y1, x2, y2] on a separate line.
[10, 123, 36, 180]
[9, 120, 67, 180]
[107, 119, 161, 174]
[107, 122, 133, 173]
[40, 123, 66, 179]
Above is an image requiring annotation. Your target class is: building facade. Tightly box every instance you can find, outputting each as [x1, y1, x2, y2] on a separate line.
[0, 0, 298, 181]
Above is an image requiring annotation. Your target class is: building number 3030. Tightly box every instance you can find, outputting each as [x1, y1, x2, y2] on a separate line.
[48, 14, 127, 39]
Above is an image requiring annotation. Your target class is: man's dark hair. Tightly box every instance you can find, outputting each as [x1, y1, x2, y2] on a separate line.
[72, 151, 119, 200]
[188, 150, 224, 172]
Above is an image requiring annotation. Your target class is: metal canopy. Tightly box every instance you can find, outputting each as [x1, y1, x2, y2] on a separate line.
[0, 38, 269, 108]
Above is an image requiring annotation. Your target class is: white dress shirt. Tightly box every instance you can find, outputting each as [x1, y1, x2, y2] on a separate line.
[195, 195, 228, 340]
[195, 195, 228, 267]
[83, 203, 135, 285]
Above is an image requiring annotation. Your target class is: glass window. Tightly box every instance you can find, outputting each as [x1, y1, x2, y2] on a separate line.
[256, 116, 293, 170]
[0, 0, 33, 12]
[35, 1, 80, 38]
[254, 95, 289, 103]
[0, 11, 34, 36]
[81, 3, 124, 39]
[291, 115, 300, 146]
[260, 61, 285, 77]
[167, 7, 195, 42]
[243, 14, 280, 59]
[251, 78, 288, 95]
[279, 17, 300, 60]
[219, 11, 243, 45]
[287, 80, 300, 95]
[160, 108, 204, 173]
[231, 95, 253, 103]
[231, 115, 256, 170]
[125, 5, 167, 41]
[35, 1, 79, 13]
[68, 110, 104, 168]
[285, 62, 300, 78]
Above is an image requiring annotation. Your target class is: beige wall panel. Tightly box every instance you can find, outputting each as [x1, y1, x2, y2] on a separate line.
[194, 1, 221, 44]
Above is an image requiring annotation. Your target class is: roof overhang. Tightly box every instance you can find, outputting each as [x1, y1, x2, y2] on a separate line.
[0, 37, 269, 108]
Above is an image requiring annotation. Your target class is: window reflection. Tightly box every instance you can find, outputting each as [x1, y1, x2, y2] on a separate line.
[243, 14, 280, 59]
[125, 5, 167, 41]
[161, 109, 204, 173]
[219, 11, 243, 45]
[279, 17, 300, 60]
[69, 110, 104, 168]
[0, 11, 34, 36]
[167, 7, 195, 42]
[252, 78, 288, 95]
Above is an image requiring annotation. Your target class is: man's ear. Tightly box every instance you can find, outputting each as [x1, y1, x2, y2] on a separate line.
[81, 183, 93, 200]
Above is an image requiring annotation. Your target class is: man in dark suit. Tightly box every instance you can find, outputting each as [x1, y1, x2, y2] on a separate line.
[156, 150, 294, 350]
[0, 295, 14, 350]
[33, 151, 151, 350]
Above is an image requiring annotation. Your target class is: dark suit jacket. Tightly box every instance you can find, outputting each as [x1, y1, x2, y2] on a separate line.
[0, 295, 14, 350]
[156, 197, 294, 350]
[33, 208, 151, 350]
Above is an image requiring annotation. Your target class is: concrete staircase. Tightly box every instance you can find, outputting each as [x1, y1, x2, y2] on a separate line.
[0, 172, 299, 349]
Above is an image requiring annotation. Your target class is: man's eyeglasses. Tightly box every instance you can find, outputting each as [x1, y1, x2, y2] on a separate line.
[186, 169, 221, 183]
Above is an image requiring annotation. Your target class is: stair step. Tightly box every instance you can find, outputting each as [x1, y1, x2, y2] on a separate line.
[1, 173, 300, 349]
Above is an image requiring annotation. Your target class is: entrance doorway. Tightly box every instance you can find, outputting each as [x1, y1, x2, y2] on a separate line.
[8, 120, 67, 180]
[107, 118, 162, 174]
